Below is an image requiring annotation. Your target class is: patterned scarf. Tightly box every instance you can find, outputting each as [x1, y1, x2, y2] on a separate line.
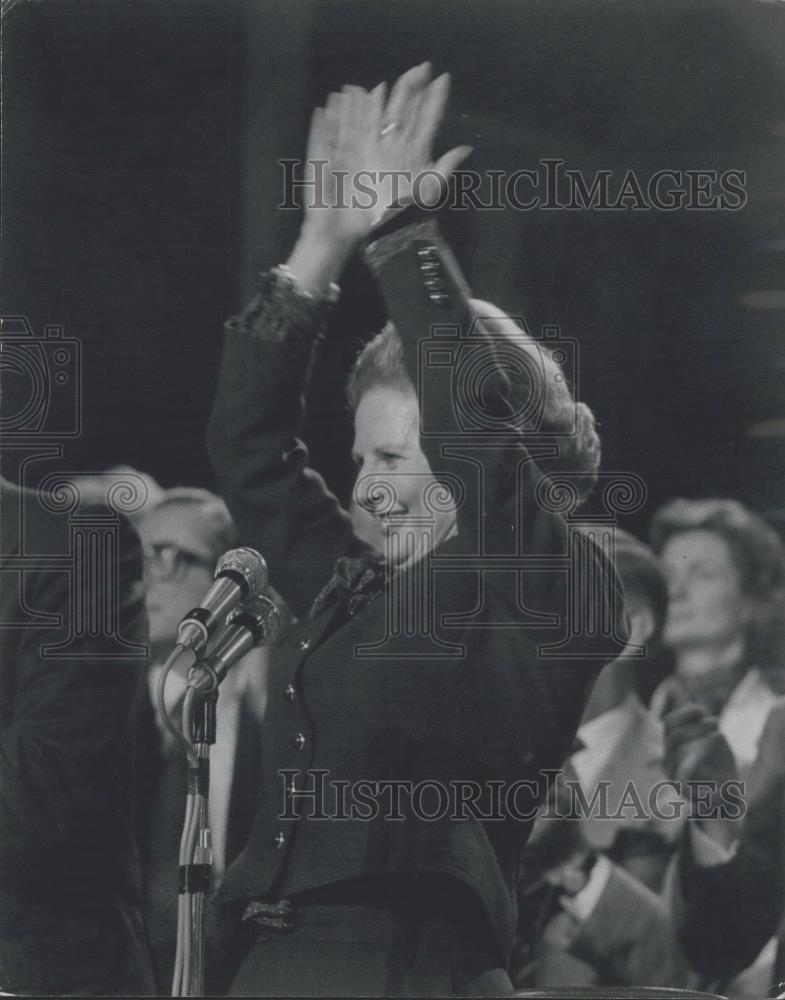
[310, 551, 389, 619]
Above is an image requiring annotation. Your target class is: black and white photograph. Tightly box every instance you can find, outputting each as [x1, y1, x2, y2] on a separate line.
[2, 0, 785, 996]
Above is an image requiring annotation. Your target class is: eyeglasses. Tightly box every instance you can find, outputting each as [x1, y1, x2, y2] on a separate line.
[142, 543, 215, 582]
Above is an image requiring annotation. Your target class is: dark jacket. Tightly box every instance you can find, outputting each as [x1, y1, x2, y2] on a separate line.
[206, 216, 626, 964]
[0, 478, 154, 995]
[678, 699, 785, 992]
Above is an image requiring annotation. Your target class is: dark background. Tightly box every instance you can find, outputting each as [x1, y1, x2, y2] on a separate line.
[3, 0, 784, 538]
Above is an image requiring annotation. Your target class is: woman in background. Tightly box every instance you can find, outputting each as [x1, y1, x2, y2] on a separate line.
[651, 497, 785, 778]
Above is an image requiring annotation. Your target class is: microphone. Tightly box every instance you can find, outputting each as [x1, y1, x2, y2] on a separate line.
[177, 547, 268, 652]
[187, 595, 282, 695]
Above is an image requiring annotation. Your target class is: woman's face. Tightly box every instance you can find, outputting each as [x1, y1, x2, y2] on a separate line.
[659, 529, 751, 653]
[352, 384, 457, 566]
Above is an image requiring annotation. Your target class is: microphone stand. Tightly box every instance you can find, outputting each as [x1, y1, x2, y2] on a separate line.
[172, 689, 217, 997]
[166, 594, 281, 996]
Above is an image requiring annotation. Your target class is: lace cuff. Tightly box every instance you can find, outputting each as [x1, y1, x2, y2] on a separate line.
[224, 266, 339, 346]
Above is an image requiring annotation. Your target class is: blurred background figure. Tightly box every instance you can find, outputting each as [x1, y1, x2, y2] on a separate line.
[514, 528, 690, 990]
[651, 498, 785, 777]
[651, 498, 785, 998]
[57, 465, 166, 529]
[515, 500, 785, 995]
[0, 475, 154, 996]
[672, 688, 785, 998]
[135, 484, 275, 994]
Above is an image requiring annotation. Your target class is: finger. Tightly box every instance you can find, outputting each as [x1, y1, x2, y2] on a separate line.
[401, 80, 429, 144]
[657, 688, 678, 719]
[657, 680, 693, 719]
[334, 89, 358, 159]
[664, 705, 718, 733]
[347, 86, 379, 170]
[306, 107, 336, 165]
[324, 91, 355, 184]
[433, 144, 474, 180]
[673, 719, 720, 739]
[663, 703, 710, 730]
[412, 144, 473, 210]
[408, 72, 451, 152]
[384, 61, 431, 129]
[340, 84, 363, 143]
[305, 107, 325, 163]
[348, 85, 375, 145]
[667, 721, 722, 750]
[346, 85, 375, 136]
[387, 61, 430, 107]
[368, 81, 387, 137]
[324, 90, 343, 129]
[342, 83, 367, 112]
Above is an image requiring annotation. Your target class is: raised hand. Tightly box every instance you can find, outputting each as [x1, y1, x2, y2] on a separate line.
[300, 63, 472, 249]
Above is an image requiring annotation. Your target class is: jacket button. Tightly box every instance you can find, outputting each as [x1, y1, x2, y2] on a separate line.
[291, 733, 306, 751]
[272, 831, 286, 850]
[298, 637, 312, 651]
[283, 684, 296, 703]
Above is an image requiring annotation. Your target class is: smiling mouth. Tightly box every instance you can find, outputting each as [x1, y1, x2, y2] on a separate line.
[376, 510, 407, 531]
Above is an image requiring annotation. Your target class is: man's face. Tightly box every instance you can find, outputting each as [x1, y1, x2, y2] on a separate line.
[352, 385, 457, 567]
[137, 502, 216, 648]
[660, 529, 751, 655]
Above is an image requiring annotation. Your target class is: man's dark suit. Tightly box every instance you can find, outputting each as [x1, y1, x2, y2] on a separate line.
[206, 215, 626, 991]
[0, 478, 154, 995]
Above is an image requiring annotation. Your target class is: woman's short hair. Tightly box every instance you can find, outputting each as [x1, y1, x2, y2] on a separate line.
[346, 299, 601, 503]
[346, 324, 410, 410]
[650, 497, 785, 665]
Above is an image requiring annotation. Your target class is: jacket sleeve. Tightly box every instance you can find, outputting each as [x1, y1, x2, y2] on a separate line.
[363, 215, 627, 759]
[206, 269, 360, 618]
[0, 513, 147, 865]
[362, 214, 529, 557]
[676, 702, 785, 981]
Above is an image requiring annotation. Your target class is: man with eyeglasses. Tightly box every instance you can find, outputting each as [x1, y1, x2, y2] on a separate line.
[139, 489, 232, 654]
[135, 486, 273, 994]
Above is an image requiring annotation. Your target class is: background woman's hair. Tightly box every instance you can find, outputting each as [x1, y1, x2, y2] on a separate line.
[650, 497, 785, 670]
[611, 527, 670, 647]
[346, 299, 601, 503]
